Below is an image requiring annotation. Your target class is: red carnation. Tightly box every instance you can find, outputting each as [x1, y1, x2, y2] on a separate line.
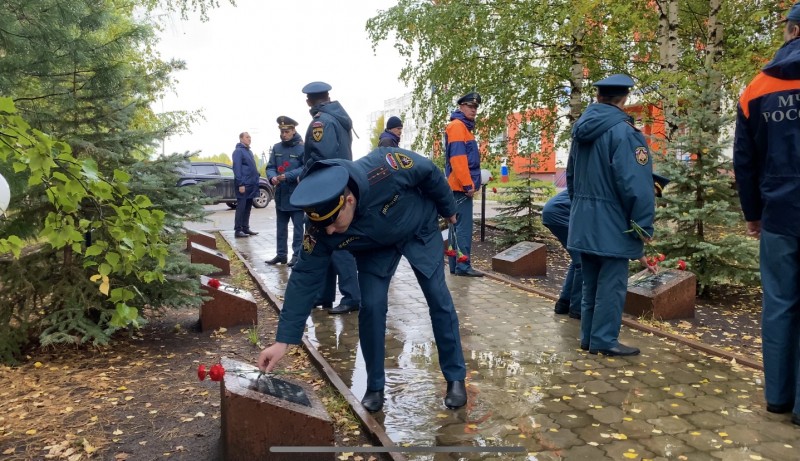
[282, 161, 290, 167]
[277, 166, 285, 173]
[209, 363, 226, 381]
[197, 364, 207, 381]
[457, 255, 469, 263]
[658, 253, 666, 262]
[444, 248, 457, 257]
[208, 278, 221, 289]
[677, 260, 687, 271]
[492, 187, 497, 194]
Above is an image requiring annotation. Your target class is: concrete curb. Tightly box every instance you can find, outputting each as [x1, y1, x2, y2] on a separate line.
[222, 233, 406, 461]
[480, 270, 763, 372]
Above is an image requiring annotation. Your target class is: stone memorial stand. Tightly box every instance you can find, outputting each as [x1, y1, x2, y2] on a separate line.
[186, 229, 217, 250]
[200, 276, 257, 331]
[190, 241, 230, 275]
[492, 241, 547, 277]
[625, 268, 696, 320]
[220, 357, 334, 461]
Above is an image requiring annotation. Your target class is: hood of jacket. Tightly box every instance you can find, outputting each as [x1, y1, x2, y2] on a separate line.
[763, 37, 800, 80]
[572, 103, 632, 143]
[281, 132, 302, 147]
[379, 130, 400, 143]
[310, 101, 352, 131]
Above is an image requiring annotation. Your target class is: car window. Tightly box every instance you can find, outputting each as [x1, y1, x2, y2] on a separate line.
[217, 165, 235, 177]
[193, 164, 218, 175]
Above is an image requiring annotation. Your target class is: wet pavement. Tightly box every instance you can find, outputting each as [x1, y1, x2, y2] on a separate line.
[189, 204, 800, 461]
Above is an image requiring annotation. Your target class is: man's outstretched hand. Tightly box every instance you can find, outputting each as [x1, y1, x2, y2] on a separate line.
[257, 342, 289, 373]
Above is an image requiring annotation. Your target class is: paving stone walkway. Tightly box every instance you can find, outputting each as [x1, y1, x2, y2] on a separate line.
[194, 205, 800, 461]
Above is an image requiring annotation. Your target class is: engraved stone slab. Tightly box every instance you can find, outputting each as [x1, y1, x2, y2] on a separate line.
[492, 241, 546, 276]
[625, 269, 696, 320]
[186, 229, 217, 250]
[190, 242, 230, 275]
[220, 357, 334, 461]
[200, 275, 257, 331]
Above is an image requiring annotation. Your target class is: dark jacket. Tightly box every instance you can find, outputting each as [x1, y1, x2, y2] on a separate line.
[378, 129, 400, 147]
[276, 147, 457, 344]
[303, 101, 353, 168]
[566, 103, 655, 259]
[734, 37, 800, 237]
[542, 190, 571, 228]
[266, 133, 304, 211]
[232, 142, 260, 199]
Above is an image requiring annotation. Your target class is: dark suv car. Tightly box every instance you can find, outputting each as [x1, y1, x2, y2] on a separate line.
[176, 162, 274, 209]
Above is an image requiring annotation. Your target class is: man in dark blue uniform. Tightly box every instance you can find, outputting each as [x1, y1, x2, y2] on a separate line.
[231, 131, 260, 238]
[265, 116, 305, 267]
[734, 1, 800, 425]
[567, 74, 658, 357]
[257, 147, 468, 412]
[301, 81, 361, 314]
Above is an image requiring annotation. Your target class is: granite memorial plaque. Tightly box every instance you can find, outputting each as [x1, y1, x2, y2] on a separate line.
[190, 241, 230, 275]
[492, 241, 547, 276]
[625, 268, 696, 320]
[199, 275, 257, 331]
[220, 357, 334, 461]
[185, 228, 217, 250]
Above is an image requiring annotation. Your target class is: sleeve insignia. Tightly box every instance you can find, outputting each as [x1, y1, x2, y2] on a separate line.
[312, 122, 324, 142]
[635, 146, 649, 165]
[302, 232, 317, 253]
[394, 153, 414, 169]
[385, 153, 398, 170]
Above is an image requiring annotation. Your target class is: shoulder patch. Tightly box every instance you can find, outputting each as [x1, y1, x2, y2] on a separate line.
[385, 153, 398, 170]
[635, 146, 649, 165]
[302, 231, 317, 253]
[311, 121, 324, 142]
[394, 153, 414, 169]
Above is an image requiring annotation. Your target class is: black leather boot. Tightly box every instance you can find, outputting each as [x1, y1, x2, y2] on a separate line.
[361, 390, 384, 412]
[444, 380, 467, 409]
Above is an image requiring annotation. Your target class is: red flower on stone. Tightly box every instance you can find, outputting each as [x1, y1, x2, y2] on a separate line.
[677, 259, 687, 271]
[209, 363, 226, 381]
[492, 187, 498, 194]
[208, 278, 221, 289]
[197, 364, 207, 381]
[658, 253, 666, 262]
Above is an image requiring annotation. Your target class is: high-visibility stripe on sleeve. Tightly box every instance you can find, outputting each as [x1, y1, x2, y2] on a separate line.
[739, 72, 800, 119]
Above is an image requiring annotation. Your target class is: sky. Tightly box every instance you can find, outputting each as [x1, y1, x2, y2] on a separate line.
[155, 0, 409, 161]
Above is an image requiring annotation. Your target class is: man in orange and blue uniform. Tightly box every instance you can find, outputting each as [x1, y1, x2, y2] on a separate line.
[445, 92, 483, 277]
[733, 1, 800, 426]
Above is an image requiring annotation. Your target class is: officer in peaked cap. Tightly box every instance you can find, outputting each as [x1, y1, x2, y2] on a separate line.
[592, 74, 635, 97]
[299, 79, 361, 314]
[257, 147, 469, 413]
[456, 92, 482, 107]
[567, 71, 657, 358]
[265, 115, 305, 267]
[653, 173, 670, 197]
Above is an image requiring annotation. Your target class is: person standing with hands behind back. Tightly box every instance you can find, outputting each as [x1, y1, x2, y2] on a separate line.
[566, 74, 657, 357]
[232, 132, 260, 238]
[265, 116, 305, 267]
[445, 92, 483, 277]
[733, 1, 800, 426]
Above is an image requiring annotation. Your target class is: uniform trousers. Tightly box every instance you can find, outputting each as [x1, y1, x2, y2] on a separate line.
[317, 250, 361, 306]
[545, 223, 583, 316]
[275, 209, 304, 258]
[760, 229, 800, 413]
[579, 253, 628, 350]
[448, 191, 474, 273]
[357, 255, 466, 391]
[234, 197, 253, 232]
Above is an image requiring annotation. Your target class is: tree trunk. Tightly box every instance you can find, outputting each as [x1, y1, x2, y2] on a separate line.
[567, 27, 586, 126]
[658, 0, 680, 140]
[705, 0, 724, 115]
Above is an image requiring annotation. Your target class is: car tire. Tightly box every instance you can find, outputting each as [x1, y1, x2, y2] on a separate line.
[253, 186, 273, 209]
[226, 202, 237, 209]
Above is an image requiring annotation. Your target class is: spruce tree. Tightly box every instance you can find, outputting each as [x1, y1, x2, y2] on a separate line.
[652, 71, 759, 295]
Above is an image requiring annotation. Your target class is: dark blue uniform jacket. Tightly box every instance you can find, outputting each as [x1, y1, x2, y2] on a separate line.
[734, 37, 800, 237]
[304, 101, 353, 167]
[232, 142, 260, 199]
[566, 103, 655, 259]
[266, 133, 304, 212]
[542, 190, 571, 228]
[276, 148, 457, 344]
